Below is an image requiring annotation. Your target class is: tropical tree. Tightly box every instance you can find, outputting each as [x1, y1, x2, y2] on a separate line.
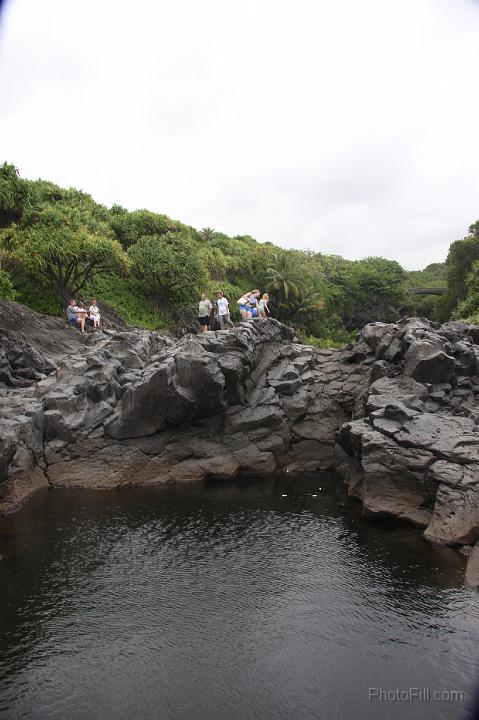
[110, 208, 183, 248]
[198, 246, 227, 281]
[0, 162, 31, 228]
[200, 227, 216, 242]
[8, 223, 129, 303]
[0, 226, 16, 270]
[3, 186, 130, 303]
[446, 227, 479, 302]
[128, 231, 208, 307]
[284, 286, 325, 329]
[454, 259, 479, 321]
[265, 253, 304, 302]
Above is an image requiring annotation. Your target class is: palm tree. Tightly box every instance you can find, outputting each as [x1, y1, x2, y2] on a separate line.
[286, 286, 325, 330]
[200, 227, 216, 241]
[265, 253, 303, 302]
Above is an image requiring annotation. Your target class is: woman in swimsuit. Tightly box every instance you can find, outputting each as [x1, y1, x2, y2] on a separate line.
[248, 290, 260, 319]
[259, 293, 271, 317]
[237, 292, 252, 320]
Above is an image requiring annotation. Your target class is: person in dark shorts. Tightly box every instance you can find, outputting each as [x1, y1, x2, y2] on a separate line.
[66, 299, 86, 333]
[198, 293, 213, 332]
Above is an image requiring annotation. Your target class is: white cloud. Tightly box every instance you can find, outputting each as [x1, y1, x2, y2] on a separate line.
[1, 0, 478, 268]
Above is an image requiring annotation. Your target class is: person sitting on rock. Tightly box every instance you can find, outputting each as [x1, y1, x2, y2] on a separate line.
[216, 291, 234, 330]
[66, 299, 86, 333]
[89, 299, 101, 329]
[198, 293, 213, 332]
[259, 293, 271, 317]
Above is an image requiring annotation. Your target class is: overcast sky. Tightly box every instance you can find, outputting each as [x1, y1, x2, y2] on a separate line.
[1, 0, 478, 269]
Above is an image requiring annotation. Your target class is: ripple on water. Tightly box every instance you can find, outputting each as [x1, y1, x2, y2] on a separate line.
[0, 477, 477, 720]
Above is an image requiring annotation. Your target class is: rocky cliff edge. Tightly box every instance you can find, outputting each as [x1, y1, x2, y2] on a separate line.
[1, 300, 478, 584]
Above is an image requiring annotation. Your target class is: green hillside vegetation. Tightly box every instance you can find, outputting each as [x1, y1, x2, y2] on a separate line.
[1, 161, 477, 343]
[403, 262, 448, 321]
[448, 221, 479, 324]
[405, 262, 447, 288]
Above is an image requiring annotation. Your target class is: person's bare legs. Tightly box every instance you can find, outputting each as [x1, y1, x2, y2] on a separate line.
[78, 317, 85, 333]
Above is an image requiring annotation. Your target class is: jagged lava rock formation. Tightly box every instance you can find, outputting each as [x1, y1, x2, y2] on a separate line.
[1, 301, 478, 583]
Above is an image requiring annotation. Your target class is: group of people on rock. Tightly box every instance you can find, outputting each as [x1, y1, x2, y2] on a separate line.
[198, 289, 270, 332]
[66, 299, 101, 333]
[65, 289, 269, 335]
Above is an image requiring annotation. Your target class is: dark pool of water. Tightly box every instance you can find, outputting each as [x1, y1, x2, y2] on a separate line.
[0, 474, 478, 720]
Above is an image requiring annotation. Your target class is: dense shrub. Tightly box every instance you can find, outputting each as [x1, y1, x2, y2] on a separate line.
[0, 269, 16, 300]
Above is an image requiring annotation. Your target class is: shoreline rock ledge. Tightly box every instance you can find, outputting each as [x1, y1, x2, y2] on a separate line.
[1, 300, 478, 584]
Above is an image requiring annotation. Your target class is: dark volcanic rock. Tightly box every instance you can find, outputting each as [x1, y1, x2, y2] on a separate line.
[404, 341, 455, 384]
[337, 317, 479, 552]
[465, 543, 479, 588]
[1, 300, 479, 582]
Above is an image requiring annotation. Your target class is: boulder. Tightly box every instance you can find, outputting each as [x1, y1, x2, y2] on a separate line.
[453, 341, 478, 377]
[404, 340, 455, 384]
[282, 388, 309, 422]
[337, 421, 434, 527]
[423, 462, 479, 546]
[232, 446, 276, 476]
[360, 322, 398, 352]
[225, 404, 285, 434]
[267, 360, 302, 395]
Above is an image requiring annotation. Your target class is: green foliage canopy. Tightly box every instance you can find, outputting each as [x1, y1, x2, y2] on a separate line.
[2, 181, 129, 303]
[0, 269, 16, 300]
[1, 160, 472, 340]
[446, 226, 479, 302]
[0, 162, 31, 228]
[128, 231, 208, 307]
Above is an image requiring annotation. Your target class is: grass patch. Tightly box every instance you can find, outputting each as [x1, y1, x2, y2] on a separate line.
[84, 273, 171, 329]
[300, 332, 356, 349]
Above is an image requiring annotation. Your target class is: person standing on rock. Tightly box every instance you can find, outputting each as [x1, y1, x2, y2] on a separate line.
[259, 293, 271, 318]
[237, 292, 252, 319]
[198, 293, 213, 332]
[248, 290, 260, 318]
[216, 291, 234, 330]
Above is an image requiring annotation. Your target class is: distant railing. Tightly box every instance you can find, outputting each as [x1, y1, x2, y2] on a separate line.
[409, 287, 447, 296]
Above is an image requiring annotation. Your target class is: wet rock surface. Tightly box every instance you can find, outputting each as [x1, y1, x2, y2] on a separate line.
[1, 301, 478, 575]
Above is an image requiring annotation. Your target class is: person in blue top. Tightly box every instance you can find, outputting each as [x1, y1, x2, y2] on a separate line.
[66, 299, 86, 333]
[237, 289, 260, 319]
[248, 290, 260, 318]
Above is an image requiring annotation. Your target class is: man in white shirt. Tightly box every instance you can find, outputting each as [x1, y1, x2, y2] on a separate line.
[216, 291, 234, 330]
